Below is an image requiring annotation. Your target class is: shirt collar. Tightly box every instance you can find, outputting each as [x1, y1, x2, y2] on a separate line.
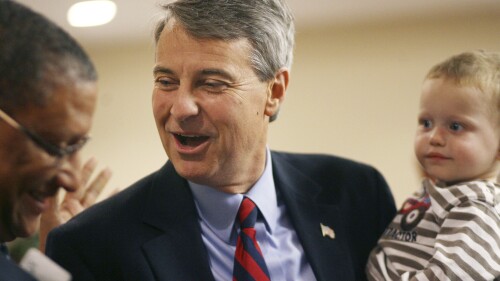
[189, 148, 278, 243]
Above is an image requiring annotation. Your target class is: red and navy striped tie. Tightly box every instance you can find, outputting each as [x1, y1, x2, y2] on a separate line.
[233, 197, 271, 281]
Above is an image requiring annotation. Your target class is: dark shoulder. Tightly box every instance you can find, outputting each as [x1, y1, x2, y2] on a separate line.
[271, 150, 381, 180]
[270, 150, 392, 203]
[56, 167, 159, 232]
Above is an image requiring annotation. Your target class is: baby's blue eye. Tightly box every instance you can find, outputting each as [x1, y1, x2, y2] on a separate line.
[422, 120, 432, 128]
[449, 122, 463, 131]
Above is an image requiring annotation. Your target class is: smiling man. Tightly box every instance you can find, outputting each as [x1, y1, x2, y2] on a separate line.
[152, 24, 279, 193]
[46, 0, 396, 280]
[0, 1, 100, 279]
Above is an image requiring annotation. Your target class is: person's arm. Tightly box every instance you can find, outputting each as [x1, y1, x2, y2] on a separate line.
[39, 157, 112, 253]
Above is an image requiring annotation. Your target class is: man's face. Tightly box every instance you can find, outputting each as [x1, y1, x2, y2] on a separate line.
[152, 23, 283, 193]
[0, 80, 97, 242]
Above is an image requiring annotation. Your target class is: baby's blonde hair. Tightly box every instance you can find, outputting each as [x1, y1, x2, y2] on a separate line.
[426, 50, 500, 123]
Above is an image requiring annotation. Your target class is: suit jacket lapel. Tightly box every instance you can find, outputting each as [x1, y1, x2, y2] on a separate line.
[272, 153, 356, 281]
[140, 162, 215, 281]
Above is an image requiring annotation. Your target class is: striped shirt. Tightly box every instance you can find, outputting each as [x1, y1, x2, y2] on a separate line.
[367, 179, 500, 281]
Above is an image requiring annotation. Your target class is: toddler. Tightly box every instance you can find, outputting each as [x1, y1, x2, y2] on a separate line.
[367, 50, 500, 280]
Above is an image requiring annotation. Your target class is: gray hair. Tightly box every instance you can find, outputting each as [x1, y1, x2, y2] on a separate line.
[154, 0, 295, 82]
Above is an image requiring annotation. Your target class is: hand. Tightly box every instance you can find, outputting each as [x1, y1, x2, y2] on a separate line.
[39, 157, 113, 253]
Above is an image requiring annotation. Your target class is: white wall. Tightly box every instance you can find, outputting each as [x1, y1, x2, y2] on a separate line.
[82, 13, 500, 206]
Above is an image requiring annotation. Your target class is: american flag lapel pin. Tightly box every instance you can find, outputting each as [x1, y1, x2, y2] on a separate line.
[320, 223, 335, 239]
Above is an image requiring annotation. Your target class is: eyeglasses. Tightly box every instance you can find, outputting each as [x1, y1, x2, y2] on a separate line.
[0, 107, 90, 158]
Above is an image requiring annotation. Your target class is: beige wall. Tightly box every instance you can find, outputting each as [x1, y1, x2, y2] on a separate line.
[82, 14, 500, 206]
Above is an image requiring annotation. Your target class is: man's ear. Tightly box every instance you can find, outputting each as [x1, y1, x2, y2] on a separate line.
[496, 135, 500, 160]
[265, 67, 289, 121]
[497, 143, 500, 160]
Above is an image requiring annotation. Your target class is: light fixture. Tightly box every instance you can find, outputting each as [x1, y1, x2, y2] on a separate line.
[67, 0, 117, 27]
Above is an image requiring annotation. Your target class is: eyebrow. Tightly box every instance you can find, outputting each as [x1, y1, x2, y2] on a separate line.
[153, 66, 235, 81]
[153, 66, 174, 76]
[199, 68, 234, 81]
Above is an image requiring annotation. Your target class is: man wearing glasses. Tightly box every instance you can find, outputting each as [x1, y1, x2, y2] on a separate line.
[0, 1, 103, 279]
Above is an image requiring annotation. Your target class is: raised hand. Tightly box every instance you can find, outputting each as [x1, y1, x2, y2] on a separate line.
[39, 157, 113, 253]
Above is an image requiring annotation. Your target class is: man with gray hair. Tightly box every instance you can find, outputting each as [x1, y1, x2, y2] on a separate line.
[47, 0, 396, 280]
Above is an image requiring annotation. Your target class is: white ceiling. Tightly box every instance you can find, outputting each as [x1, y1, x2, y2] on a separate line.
[15, 0, 500, 47]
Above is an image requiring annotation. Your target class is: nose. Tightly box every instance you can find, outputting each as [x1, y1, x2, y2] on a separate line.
[170, 85, 199, 122]
[429, 127, 446, 146]
[53, 152, 82, 193]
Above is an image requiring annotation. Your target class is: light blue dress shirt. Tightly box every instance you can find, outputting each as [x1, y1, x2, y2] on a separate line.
[189, 148, 316, 281]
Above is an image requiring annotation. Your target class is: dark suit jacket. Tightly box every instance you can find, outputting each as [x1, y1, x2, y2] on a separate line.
[0, 254, 36, 281]
[46, 151, 396, 281]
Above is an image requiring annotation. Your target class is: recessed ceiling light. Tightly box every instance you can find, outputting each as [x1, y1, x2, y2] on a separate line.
[67, 0, 117, 27]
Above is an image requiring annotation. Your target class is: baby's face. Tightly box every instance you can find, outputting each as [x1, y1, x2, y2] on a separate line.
[414, 77, 499, 185]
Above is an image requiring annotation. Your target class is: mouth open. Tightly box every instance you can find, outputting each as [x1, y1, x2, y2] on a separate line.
[174, 133, 209, 148]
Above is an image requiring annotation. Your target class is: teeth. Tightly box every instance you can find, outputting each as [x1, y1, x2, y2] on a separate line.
[179, 135, 188, 145]
[175, 134, 206, 146]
